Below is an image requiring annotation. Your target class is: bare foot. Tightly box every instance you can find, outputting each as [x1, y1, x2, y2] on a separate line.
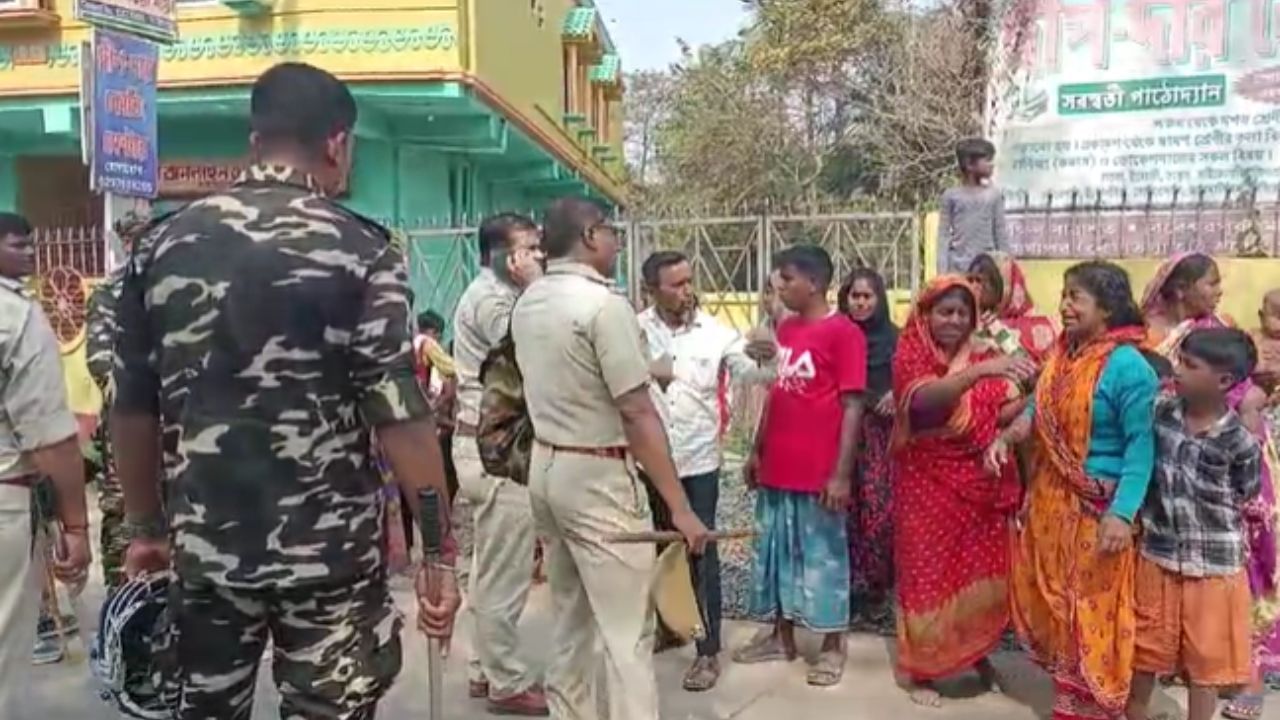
[908, 683, 942, 708]
[975, 657, 1002, 693]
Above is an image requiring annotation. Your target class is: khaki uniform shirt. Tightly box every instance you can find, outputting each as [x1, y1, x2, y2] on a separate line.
[512, 261, 649, 448]
[0, 277, 77, 481]
[452, 267, 517, 428]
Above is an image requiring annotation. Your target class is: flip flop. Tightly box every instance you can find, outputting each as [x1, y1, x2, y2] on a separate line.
[682, 657, 720, 692]
[806, 648, 846, 687]
[731, 630, 795, 665]
[1222, 693, 1264, 720]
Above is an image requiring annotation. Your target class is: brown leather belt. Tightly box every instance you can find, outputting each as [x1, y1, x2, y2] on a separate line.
[0, 474, 36, 488]
[454, 421, 478, 438]
[536, 439, 627, 460]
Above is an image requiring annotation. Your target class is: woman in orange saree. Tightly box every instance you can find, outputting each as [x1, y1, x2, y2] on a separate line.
[996, 261, 1160, 720]
[892, 275, 1032, 706]
[968, 251, 1059, 362]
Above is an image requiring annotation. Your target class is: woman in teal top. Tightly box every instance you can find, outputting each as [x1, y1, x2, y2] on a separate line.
[993, 260, 1159, 719]
[1016, 340, 1161, 520]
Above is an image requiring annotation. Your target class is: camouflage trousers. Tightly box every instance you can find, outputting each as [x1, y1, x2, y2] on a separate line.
[163, 575, 402, 720]
[97, 470, 126, 591]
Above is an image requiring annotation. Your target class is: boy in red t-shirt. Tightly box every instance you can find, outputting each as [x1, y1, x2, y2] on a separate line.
[732, 245, 867, 687]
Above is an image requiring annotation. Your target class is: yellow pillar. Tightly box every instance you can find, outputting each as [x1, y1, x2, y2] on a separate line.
[566, 45, 578, 114]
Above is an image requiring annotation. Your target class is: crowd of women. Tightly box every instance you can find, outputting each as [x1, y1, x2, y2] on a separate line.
[720, 250, 1280, 720]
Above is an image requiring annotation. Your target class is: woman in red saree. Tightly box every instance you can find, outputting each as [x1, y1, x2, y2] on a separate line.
[892, 275, 1033, 706]
[968, 251, 1059, 362]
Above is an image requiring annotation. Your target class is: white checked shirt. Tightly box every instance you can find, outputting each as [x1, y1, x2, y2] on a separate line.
[638, 308, 760, 477]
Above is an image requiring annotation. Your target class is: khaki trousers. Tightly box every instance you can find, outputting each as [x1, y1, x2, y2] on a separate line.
[453, 438, 536, 697]
[0, 485, 43, 720]
[528, 443, 658, 720]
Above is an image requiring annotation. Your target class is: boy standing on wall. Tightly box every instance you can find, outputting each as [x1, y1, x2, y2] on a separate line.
[938, 138, 1010, 275]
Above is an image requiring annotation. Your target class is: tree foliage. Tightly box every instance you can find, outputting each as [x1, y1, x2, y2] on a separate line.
[624, 0, 996, 213]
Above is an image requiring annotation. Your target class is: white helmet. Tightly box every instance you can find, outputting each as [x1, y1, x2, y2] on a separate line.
[89, 573, 180, 719]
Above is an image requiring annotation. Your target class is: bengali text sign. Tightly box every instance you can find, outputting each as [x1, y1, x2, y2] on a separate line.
[76, 0, 177, 44]
[991, 0, 1280, 201]
[92, 29, 158, 198]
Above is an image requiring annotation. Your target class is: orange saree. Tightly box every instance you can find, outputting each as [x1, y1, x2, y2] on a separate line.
[1011, 327, 1146, 720]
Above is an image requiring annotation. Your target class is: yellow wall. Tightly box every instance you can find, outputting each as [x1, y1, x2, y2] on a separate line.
[62, 336, 100, 416]
[693, 209, 1280, 334]
[1019, 258, 1280, 333]
[467, 0, 625, 195]
[0, 0, 462, 95]
[0, 0, 624, 198]
[927, 210, 1280, 333]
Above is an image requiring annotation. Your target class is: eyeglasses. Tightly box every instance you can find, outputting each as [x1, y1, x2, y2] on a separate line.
[586, 222, 620, 241]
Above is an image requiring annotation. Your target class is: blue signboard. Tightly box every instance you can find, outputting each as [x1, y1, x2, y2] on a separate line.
[92, 29, 158, 199]
[75, 0, 178, 45]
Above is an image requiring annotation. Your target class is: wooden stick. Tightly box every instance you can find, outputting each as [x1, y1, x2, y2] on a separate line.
[42, 555, 74, 663]
[42, 534, 85, 665]
[606, 528, 755, 544]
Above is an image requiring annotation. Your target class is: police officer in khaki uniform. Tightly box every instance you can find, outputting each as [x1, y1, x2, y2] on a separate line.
[512, 197, 710, 720]
[0, 212, 92, 717]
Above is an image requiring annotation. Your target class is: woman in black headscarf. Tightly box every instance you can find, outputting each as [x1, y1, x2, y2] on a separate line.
[838, 267, 900, 633]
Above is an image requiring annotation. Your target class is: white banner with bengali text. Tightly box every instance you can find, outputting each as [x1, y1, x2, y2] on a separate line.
[990, 0, 1280, 202]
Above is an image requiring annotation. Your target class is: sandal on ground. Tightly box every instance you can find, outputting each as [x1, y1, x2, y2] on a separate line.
[731, 630, 795, 665]
[1222, 693, 1264, 720]
[682, 656, 720, 692]
[806, 648, 846, 687]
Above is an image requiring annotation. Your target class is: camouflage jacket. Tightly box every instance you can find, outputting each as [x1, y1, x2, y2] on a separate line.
[114, 164, 432, 589]
[85, 265, 125, 397]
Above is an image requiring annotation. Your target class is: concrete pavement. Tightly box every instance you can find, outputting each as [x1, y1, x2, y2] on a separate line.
[28, 572, 1248, 720]
[25, 486, 1271, 719]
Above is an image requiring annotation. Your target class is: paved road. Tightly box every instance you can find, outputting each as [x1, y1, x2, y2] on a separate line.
[26, 490, 1269, 719]
[29, 578, 1241, 720]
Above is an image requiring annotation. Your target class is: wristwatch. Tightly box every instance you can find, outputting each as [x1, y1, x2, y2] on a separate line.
[123, 515, 169, 541]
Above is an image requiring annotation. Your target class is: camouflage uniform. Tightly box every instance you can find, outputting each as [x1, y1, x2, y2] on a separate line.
[114, 165, 431, 720]
[85, 267, 127, 591]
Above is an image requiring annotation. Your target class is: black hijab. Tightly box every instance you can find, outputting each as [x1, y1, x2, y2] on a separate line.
[838, 268, 899, 398]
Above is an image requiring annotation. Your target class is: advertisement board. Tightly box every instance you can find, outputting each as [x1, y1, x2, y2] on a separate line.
[990, 0, 1280, 201]
[91, 29, 159, 199]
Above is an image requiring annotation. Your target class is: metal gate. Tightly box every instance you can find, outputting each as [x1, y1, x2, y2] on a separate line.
[623, 211, 924, 316]
[403, 209, 926, 330]
[403, 226, 479, 332]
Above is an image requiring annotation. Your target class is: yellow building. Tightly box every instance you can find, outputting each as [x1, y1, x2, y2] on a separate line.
[0, 0, 625, 240]
[0, 0, 626, 416]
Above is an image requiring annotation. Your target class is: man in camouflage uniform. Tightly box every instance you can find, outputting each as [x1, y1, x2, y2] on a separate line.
[111, 62, 460, 719]
[83, 217, 146, 592]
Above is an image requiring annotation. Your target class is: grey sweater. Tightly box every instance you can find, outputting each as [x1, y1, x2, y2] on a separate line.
[937, 185, 1010, 274]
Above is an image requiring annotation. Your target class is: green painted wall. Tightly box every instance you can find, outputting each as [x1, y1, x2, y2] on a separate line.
[0, 158, 15, 213]
[347, 138, 395, 222]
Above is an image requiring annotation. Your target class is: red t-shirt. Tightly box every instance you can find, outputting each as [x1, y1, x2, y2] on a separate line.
[760, 313, 867, 493]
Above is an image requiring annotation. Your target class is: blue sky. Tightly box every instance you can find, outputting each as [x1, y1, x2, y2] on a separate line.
[594, 0, 749, 71]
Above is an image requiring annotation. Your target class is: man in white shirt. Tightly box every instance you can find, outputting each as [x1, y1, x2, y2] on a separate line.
[451, 213, 546, 716]
[636, 250, 767, 692]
